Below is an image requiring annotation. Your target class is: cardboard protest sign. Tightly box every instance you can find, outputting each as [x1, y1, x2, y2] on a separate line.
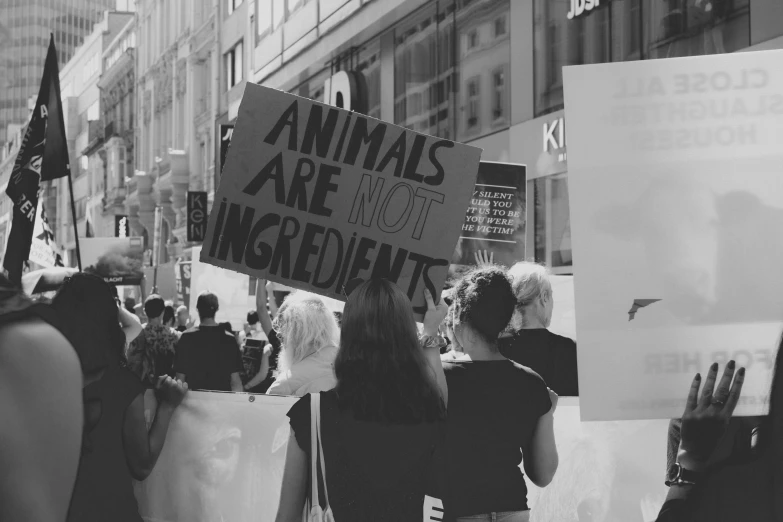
[81, 237, 144, 285]
[200, 85, 482, 317]
[452, 161, 526, 267]
[190, 246, 257, 332]
[564, 50, 783, 420]
[134, 391, 297, 522]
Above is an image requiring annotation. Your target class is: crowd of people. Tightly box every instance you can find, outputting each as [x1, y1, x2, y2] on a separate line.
[0, 260, 780, 522]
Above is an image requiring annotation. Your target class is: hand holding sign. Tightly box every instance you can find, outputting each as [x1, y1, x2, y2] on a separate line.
[201, 85, 481, 319]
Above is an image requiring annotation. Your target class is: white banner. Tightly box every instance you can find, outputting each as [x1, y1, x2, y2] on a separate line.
[134, 391, 297, 522]
[564, 50, 783, 420]
[133, 395, 668, 521]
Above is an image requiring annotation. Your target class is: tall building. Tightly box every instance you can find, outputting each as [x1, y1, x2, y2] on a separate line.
[55, 10, 135, 264]
[248, 0, 783, 275]
[0, 0, 129, 147]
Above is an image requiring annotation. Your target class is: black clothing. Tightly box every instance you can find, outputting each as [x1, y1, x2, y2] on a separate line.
[174, 325, 242, 392]
[442, 360, 551, 517]
[500, 328, 579, 396]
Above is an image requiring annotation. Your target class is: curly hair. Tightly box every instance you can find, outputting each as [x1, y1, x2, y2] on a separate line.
[451, 266, 517, 345]
[51, 273, 126, 375]
[334, 279, 445, 424]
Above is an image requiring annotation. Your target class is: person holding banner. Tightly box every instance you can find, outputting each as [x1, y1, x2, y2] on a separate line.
[265, 291, 340, 397]
[442, 267, 558, 522]
[50, 274, 188, 522]
[0, 272, 83, 522]
[275, 279, 449, 522]
[500, 262, 579, 397]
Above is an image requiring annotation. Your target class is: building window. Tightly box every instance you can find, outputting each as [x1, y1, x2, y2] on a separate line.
[118, 147, 126, 187]
[467, 29, 479, 50]
[492, 67, 506, 121]
[224, 42, 243, 91]
[226, 0, 243, 16]
[494, 16, 507, 38]
[533, 0, 750, 117]
[466, 77, 480, 130]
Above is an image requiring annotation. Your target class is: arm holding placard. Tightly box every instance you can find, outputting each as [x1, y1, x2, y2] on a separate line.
[422, 288, 449, 407]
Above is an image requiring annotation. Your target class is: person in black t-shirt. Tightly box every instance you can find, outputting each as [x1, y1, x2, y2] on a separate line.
[500, 262, 579, 397]
[175, 292, 243, 392]
[443, 266, 559, 521]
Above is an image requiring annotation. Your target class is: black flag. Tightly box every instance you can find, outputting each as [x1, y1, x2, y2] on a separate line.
[4, 35, 71, 284]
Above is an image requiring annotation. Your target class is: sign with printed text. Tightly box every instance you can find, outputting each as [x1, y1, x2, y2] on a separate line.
[201, 84, 482, 317]
[453, 161, 526, 267]
[187, 191, 208, 242]
[81, 237, 145, 285]
[564, 50, 783, 420]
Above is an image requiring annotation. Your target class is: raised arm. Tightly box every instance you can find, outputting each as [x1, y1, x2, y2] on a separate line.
[0, 319, 83, 522]
[256, 279, 275, 335]
[122, 376, 187, 481]
[523, 389, 559, 487]
[118, 303, 143, 344]
[422, 288, 449, 407]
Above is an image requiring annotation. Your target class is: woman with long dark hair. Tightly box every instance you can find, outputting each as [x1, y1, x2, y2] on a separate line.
[443, 266, 558, 522]
[274, 279, 449, 522]
[51, 273, 188, 522]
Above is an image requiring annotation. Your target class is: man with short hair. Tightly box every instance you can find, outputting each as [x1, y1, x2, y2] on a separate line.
[175, 305, 190, 333]
[174, 292, 243, 392]
[126, 294, 180, 386]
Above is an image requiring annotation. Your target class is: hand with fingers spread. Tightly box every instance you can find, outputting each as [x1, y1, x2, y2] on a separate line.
[474, 250, 495, 267]
[678, 361, 745, 469]
[422, 288, 449, 337]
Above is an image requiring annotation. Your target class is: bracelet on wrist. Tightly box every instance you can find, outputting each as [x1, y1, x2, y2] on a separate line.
[420, 334, 448, 350]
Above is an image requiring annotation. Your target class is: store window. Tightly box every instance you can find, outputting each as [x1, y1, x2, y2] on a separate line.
[393, 0, 510, 141]
[533, 0, 750, 117]
[532, 174, 572, 271]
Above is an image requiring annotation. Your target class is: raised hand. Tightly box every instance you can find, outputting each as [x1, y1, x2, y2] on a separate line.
[156, 375, 189, 409]
[679, 361, 745, 466]
[474, 250, 494, 267]
[422, 288, 449, 337]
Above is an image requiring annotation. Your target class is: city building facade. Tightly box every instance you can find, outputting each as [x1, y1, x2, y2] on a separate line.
[56, 10, 135, 264]
[248, 0, 783, 275]
[0, 0, 125, 146]
[132, 0, 222, 264]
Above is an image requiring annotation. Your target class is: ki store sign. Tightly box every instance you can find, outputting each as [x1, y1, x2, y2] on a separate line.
[543, 117, 567, 162]
[567, 0, 608, 20]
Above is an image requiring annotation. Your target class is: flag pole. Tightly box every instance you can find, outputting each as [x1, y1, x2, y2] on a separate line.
[67, 175, 81, 270]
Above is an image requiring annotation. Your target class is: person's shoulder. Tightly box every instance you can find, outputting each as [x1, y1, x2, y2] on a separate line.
[547, 330, 576, 347]
[507, 359, 548, 385]
[0, 317, 80, 377]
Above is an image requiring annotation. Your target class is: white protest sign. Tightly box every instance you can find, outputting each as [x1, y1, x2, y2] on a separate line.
[564, 50, 783, 420]
[200, 85, 482, 318]
[134, 391, 297, 522]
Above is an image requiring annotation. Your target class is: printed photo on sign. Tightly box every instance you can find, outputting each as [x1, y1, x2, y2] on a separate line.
[134, 391, 297, 522]
[200, 85, 482, 317]
[563, 50, 783, 420]
[452, 161, 526, 268]
[81, 237, 144, 285]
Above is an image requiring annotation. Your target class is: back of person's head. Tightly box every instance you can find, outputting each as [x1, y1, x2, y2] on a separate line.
[335, 279, 445, 424]
[196, 292, 219, 320]
[176, 305, 188, 323]
[508, 261, 553, 329]
[451, 266, 516, 345]
[246, 310, 259, 326]
[51, 273, 125, 377]
[144, 294, 165, 320]
[274, 291, 339, 375]
[163, 305, 176, 326]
